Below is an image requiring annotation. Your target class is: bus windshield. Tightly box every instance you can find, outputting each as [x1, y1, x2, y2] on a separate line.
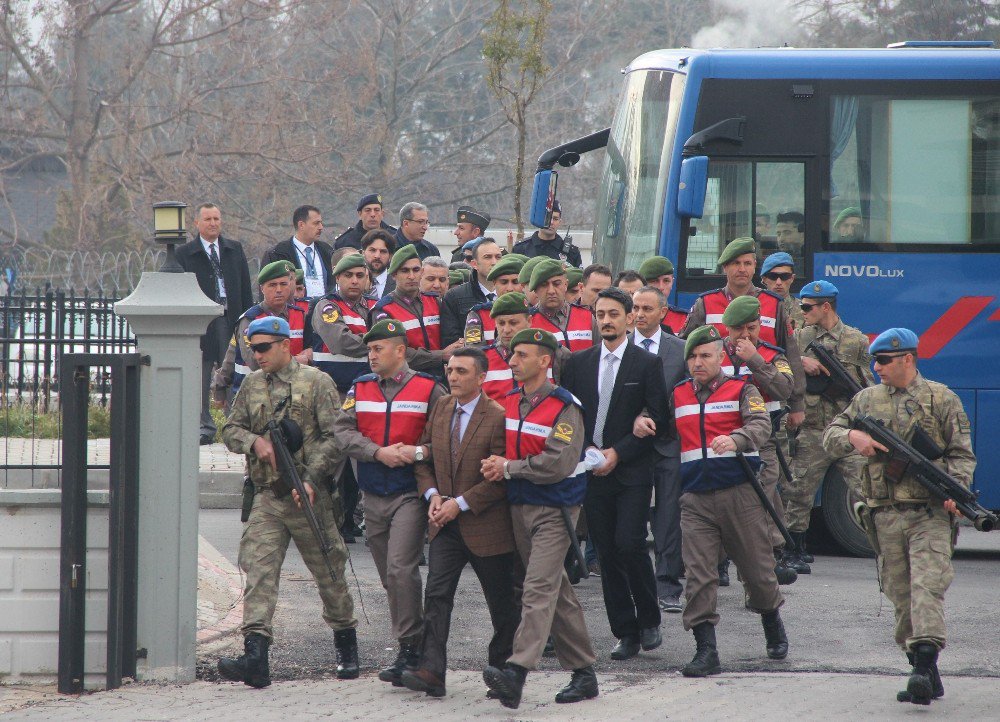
[594, 69, 685, 271]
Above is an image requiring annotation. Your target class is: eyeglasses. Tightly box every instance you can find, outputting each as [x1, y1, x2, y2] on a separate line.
[874, 353, 909, 366]
[405, 218, 431, 226]
[799, 303, 819, 312]
[249, 341, 276, 354]
[764, 272, 794, 281]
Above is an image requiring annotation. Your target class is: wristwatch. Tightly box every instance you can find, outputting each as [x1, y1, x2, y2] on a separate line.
[414, 446, 425, 462]
[503, 461, 511, 480]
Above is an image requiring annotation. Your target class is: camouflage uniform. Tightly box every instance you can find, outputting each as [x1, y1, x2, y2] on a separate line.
[823, 373, 975, 650]
[781, 294, 805, 332]
[222, 360, 356, 639]
[784, 319, 874, 532]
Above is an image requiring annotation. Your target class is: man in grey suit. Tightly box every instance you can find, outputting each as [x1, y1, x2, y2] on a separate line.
[631, 286, 687, 612]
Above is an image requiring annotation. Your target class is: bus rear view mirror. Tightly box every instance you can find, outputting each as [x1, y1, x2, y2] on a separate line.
[677, 156, 709, 218]
[529, 169, 558, 228]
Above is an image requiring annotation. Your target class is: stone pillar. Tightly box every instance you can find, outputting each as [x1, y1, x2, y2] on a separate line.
[115, 272, 221, 683]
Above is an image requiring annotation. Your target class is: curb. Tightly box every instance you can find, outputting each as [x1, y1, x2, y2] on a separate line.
[196, 535, 244, 646]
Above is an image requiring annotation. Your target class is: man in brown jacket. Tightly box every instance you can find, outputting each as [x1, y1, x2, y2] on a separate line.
[401, 347, 520, 698]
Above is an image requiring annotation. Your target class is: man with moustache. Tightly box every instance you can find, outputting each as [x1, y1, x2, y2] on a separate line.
[362, 229, 396, 300]
[528, 259, 598, 352]
[334, 193, 396, 251]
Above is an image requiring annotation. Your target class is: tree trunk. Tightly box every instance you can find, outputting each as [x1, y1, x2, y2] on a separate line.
[67, 3, 92, 246]
[514, 102, 526, 241]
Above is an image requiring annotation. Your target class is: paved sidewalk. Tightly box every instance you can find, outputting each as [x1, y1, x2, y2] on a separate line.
[4, 671, 1000, 719]
[0, 438, 244, 474]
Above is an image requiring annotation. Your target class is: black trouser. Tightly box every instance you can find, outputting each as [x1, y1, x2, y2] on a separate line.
[651, 454, 684, 599]
[584, 472, 661, 639]
[338, 458, 360, 532]
[418, 521, 519, 680]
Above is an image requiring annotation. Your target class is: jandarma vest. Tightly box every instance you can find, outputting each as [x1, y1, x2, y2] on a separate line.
[701, 289, 782, 346]
[664, 306, 689, 335]
[531, 304, 594, 351]
[503, 387, 586, 506]
[482, 344, 553, 403]
[374, 293, 442, 350]
[465, 302, 496, 345]
[722, 343, 784, 416]
[312, 294, 370, 391]
[233, 304, 305, 393]
[674, 378, 760, 493]
[351, 372, 437, 496]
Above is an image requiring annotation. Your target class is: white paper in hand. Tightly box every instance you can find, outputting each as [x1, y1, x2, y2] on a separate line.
[584, 447, 607, 470]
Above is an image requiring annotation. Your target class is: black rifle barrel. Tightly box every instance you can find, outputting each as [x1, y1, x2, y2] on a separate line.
[806, 341, 864, 396]
[560, 507, 590, 580]
[737, 452, 795, 548]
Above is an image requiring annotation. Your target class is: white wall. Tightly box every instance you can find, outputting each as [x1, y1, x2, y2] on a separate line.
[0, 489, 110, 688]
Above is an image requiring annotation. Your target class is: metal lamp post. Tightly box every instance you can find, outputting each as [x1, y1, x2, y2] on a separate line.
[152, 201, 187, 273]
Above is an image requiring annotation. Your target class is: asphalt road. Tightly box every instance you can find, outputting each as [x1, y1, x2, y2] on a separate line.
[197, 509, 1000, 685]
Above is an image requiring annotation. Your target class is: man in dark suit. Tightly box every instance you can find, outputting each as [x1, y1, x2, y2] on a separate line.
[402, 347, 519, 698]
[361, 229, 396, 300]
[561, 287, 669, 661]
[261, 205, 334, 299]
[630, 286, 688, 613]
[394, 202, 441, 260]
[333, 193, 397, 251]
[175, 202, 253, 444]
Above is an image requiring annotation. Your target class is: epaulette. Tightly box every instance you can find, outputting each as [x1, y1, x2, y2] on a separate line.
[371, 295, 393, 312]
[333, 227, 353, 241]
[569, 302, 592, 313]
[757, 288, 783, 302]
[421, 291, 441, 299]
[504, 387, 521, 397]
[759, 340, 785, 354]
[241, 304, 264, 319]
[353, 373, 378, 383]
[668, 304, 689, 314]
[674, 377, 692, 389]
[413, 371, 439, 382]
[552, 386, 583, 408]
[469, 300, 493, 312]
[483, 342, 500, 352]
[699, 288, 727, 299]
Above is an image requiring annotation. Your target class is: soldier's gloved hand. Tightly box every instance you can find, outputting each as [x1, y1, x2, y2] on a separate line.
[848, 430, 889, 457]
[252, 436, 278, 471]
[801, 356, 829, 377]
[710, 435, 737, 455]
[375, 442, 409, 468]
[633, 415, 656, 438]
[292, 482, 316, 509]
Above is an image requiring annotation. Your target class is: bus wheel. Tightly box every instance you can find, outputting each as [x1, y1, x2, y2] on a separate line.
[820, 467, 875, 559]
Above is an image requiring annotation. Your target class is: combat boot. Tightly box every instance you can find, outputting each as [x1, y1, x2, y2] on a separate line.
[682, 622, 721, 677]
[773, 548, 798, 585]
[378, 641, 419, 686]
[761, 610, 789, 660]
[903, 644, 939, 705]
[797, 533, 814, 564]
[483, 662, 528, 709]
[783, 533, 811, 574]
[333, 628, 359, 680]
[898, 651, 945, 703]
[717, 558, 731, 587]
[218, 633, 271, 688]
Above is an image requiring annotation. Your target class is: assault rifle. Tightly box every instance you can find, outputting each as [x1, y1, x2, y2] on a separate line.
[853, 415, 997, 532]
[770, 408, 795, 485]
[267, 400, 339, 581]
[561, 508, 590, 580]
[737, 452, 795, 548]
[805, 341, 865, 401]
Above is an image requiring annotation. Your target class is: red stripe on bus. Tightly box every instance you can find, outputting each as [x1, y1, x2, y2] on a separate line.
[990, 307, 1000, 322]
[918, 296, 994, 359]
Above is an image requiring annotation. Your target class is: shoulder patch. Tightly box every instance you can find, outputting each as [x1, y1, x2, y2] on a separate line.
[465, 325, 483, 344]
[774, 359, 792, 375]
[553, 422, 574, 443]
[321, 304, 340, 324]
[957, 412, 971, 434]
[748, 396, 767, 414]
[342, 395, 356, 410]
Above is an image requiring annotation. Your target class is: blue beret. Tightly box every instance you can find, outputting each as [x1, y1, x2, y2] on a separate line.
[761, 252, 795, 276]
[869, 328, 919, 354]
[462, 237, 484, 252]
[247, 315, 290, 339]
[357, 193, 382, 211]
[799, 280, 839, 299]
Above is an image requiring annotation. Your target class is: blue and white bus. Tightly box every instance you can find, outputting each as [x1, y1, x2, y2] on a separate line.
[530, 42, 1000, 554]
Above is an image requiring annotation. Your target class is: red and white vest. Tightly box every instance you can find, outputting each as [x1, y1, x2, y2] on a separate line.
[312, 293, 370, 391]
[531, 304, 594, 351]
[374, 293, 442, 350]
[664, 306, 689, 335]
[465, 302, 496, 345]
[482, 344, 553, 403]
[721, 343, 784, 416]
[234, 303, 305, 391]
[674, 377, 760, 493]
[701, 289, 782, 347]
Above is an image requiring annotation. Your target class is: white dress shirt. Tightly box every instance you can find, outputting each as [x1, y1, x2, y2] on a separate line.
[200, 236, 226, 301]
[423, 394, 482, 511]
[292, 236, 325, 298]
[375, 269, 389, 298]
[633, 328, 660, 355]
[599, 337, 629, 390]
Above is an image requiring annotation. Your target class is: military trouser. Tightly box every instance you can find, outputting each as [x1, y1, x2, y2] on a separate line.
[759, 444, 786, 549]
[239, 484, 356, 639]
[784, 426, 866, 533]
[873, 504, 955, 652]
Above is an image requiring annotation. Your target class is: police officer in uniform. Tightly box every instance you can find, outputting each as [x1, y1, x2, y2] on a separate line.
[332, 319, 447, 685]
[760, 252, 804, 331]
[528, 259, 599, 352]
[512, 200, 582, 268]
[213, 261, 309, 405]
[449, 206, 491, 263]
[638, 256, 689, 334]
[333, 193, 397, 251]
[784, 280, 873, 573]
[823, 328, 975, 706]
[480, 328, 598, 709]
[218, 316, 357, 687]
[670, 325, 789, 677]
[463, 254, 525, 348]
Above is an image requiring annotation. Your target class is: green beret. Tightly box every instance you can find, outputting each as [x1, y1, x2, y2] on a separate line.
[490, 292, 531, 318]
[834, 206, 862, 228]
[506, 253, 529, 263]
[388, 243, 419, 275]
[362, 318, 406, 344]
[518, 256, 548, 286]
[458, 268, 472, 283]
[528, 258, 567, 292]
[448, 270, 465, 286]
[684, 324, 723, 359]
[566, 266, 583, 288]
[638, 255, 674, 280]
[333, 252, 366, 276]
[721, 295, 761, 327]
[258, 260, 296, 285]
[717, 237, 757, 267]
[509, 327, 558, 354]
[488, 255, 525, 281]
[294, 269, 304, 284]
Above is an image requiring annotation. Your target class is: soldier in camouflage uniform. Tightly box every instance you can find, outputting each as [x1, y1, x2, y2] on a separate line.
[823, 327, 975, 706]
[218, 315, 357, 688]
[783, 280, 874, 573]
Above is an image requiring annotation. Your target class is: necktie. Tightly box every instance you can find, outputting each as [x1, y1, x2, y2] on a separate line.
[487, 292, 496, 303]
[593, 354, 617, 448]
[641, 338, 653, 352]
[304, 246, 317, 277]
[450, 405, 464, 470]
[208, 243, 225, 303]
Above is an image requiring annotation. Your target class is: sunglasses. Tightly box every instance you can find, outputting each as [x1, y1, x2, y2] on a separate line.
[764, 272, 794, 281]
[874, 353, 909, 366]
[249, 341, 277, 354]
[799, 303, 820, 312]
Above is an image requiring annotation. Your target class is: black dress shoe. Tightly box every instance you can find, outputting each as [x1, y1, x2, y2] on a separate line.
[401, 669, 446, 698]
[555, 666, 599, 703]
[639, 626, 662, 651]
[610, 636, 640, 660]
[543, 636, 556, 657]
